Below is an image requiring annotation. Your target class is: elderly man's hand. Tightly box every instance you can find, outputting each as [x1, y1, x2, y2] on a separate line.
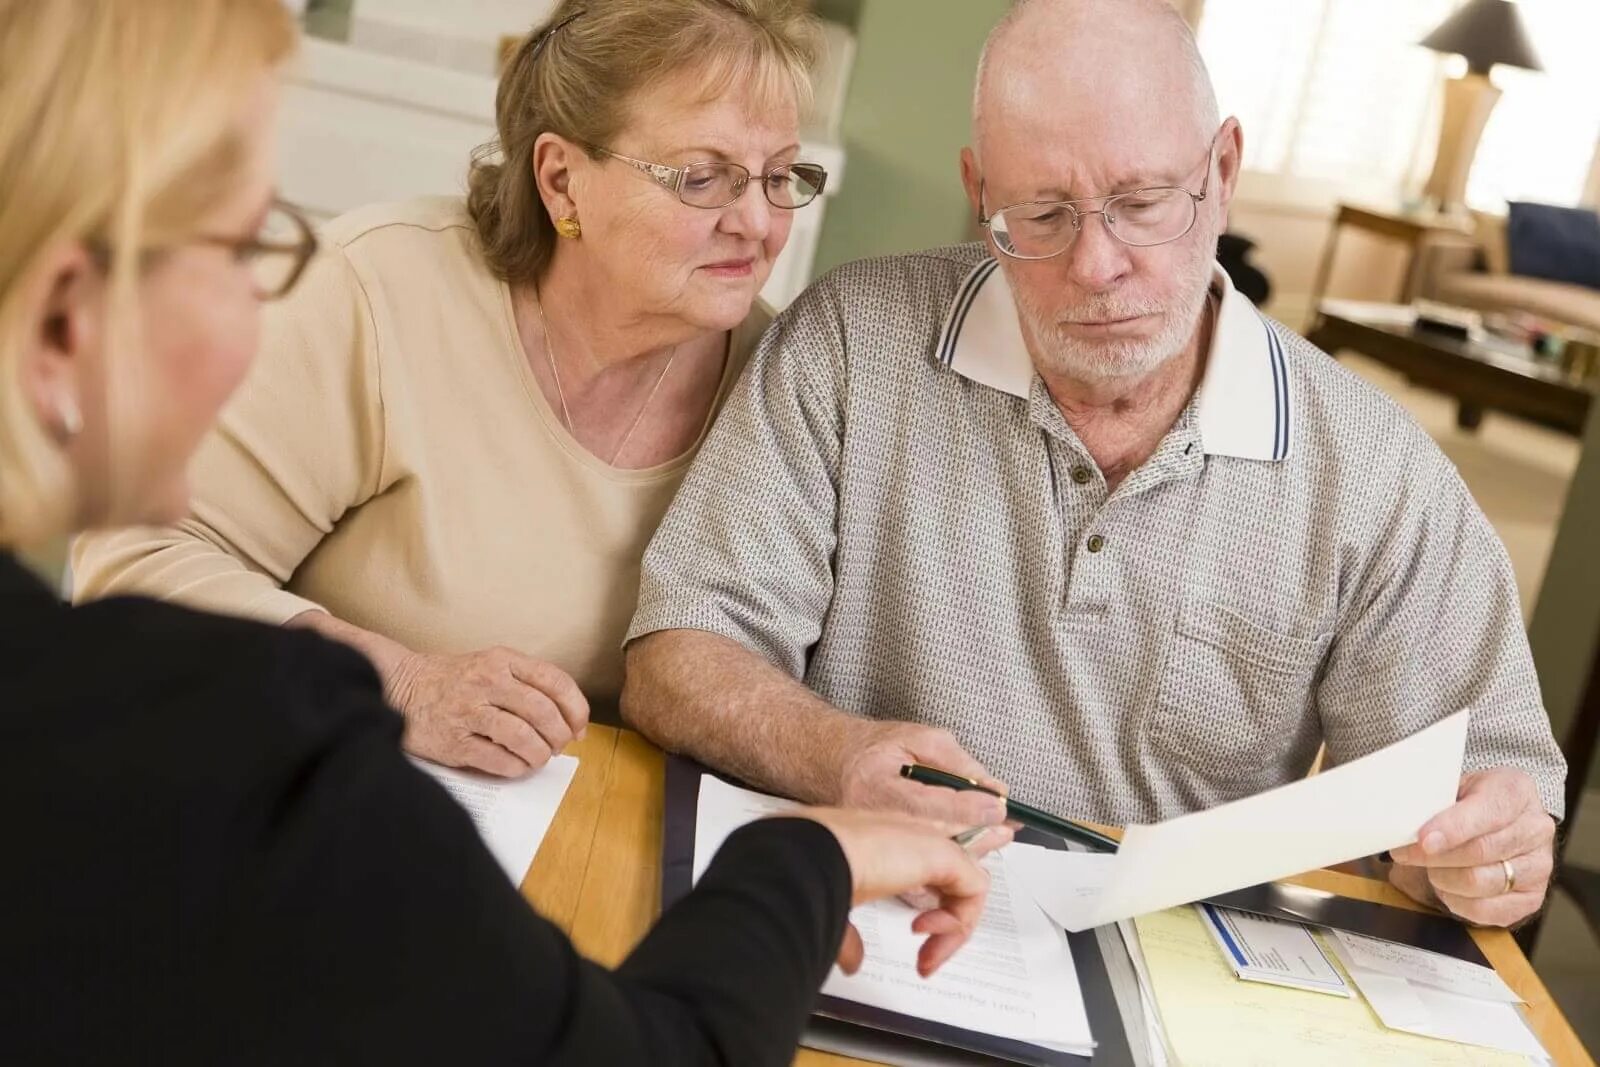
[836, 721, 1010, 853]
[1388, 768, 1557, 927]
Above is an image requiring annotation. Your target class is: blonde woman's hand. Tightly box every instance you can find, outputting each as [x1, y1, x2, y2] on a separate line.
[796, 807, 1011, 978]
[386, 647, 590, 776]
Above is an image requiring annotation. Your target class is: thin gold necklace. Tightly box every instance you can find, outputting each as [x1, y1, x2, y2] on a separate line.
[533, 287, 679, 467]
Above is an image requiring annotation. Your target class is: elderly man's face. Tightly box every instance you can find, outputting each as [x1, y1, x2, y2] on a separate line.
[966, 95, 1236, 385]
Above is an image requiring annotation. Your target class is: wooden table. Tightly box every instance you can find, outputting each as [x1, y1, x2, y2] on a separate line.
[1308, 305, 1596, 436]
[523, 726, 1593, 1067]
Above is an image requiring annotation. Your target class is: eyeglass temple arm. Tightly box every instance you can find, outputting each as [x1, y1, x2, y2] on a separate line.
[602, 150, 684, 193]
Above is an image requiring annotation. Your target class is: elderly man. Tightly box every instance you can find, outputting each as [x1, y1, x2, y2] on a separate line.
[622, 0, 1565, 926]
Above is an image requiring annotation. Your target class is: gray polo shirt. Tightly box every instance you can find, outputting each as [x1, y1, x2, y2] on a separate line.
[628, 244, 1565, 824]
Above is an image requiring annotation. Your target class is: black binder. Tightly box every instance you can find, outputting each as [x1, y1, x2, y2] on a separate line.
[661, 755, 1138, 1067]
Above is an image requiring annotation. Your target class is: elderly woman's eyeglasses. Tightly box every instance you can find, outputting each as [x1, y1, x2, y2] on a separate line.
[594, 148, 829, 211]
[979, 134, 1220, 261]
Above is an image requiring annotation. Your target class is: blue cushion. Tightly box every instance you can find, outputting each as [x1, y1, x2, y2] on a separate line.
[1505, 201, 1600, 291]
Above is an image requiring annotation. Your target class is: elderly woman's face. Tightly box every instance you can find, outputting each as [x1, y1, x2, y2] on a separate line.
[576, 72, 801, 331]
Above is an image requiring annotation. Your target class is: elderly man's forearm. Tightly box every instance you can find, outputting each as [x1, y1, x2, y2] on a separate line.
[621, 630, 860, 803]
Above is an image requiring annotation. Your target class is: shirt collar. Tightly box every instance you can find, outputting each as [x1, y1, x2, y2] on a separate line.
[934, 258, 1293, 462]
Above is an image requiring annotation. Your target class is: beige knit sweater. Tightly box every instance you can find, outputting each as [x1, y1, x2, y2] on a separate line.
[74, 197, 765, 710]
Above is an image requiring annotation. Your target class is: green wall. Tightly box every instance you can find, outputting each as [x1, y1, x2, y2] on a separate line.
[1529, 404, 1600, 794]
[813, 0, 1010, 276]
[811, 0, 864, 30]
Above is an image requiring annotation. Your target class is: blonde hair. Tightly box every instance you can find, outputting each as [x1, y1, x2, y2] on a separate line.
[0, 0, 296, 548]
[468, 0, 819, 288]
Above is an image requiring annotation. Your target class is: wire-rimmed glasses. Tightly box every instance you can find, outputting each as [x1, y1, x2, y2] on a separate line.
[593, 148, 829, 210]
[979, 133, 1221, 261]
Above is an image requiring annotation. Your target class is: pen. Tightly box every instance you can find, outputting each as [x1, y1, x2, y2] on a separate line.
[903, 763, 1121, 854]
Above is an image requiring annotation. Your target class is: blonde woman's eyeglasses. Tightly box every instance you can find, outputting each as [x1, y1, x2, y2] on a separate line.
[92, 198, 318, 301]
[202, 199, 318, 300]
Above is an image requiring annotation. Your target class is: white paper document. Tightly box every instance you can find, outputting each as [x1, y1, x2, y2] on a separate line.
[692, 776, 1095, 1052]
[410, 754, 578, 884]
[1332, 931, 1520, 1003]
[1196, 903, 1350, 996]
[1009, 710, 1469, 931]
[1327, 930, 1546, 1059]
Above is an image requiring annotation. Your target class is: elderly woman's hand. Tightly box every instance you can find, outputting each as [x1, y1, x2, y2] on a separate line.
[387, 646, 591, 776]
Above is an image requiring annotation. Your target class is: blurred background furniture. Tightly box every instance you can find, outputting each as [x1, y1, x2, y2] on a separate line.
[1417, 208, 1600, 335]
[1416, 0, 1544, 215]
[1305, 203, 1473, 329]
[1308, 301, 1596, 435]
[1216, 232, 1271, 306]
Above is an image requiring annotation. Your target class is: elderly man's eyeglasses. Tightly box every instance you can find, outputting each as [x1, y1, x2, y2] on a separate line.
[979, 135, 1220, 261]
[593, 148, 829, 211]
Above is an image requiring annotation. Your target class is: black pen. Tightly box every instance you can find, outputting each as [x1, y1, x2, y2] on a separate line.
[902, 763, 1121, 854]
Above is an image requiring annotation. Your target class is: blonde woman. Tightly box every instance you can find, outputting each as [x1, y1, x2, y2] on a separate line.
[72, 0, 830, 777]
[1, 3, 1001, 1061]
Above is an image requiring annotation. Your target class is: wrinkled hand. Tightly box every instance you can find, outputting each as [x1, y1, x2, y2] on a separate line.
[799, 807, 1013, 977]
[838, 721, 1010, 840]
[1388, 768, 1556, 927]
[386, 647, 589, 777]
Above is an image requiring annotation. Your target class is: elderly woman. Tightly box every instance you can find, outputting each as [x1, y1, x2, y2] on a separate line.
[71, 0, 828, 776]
[2, 2, 1001, 1062]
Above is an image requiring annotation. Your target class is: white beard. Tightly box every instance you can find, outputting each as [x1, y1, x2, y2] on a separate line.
[1014, 246, 1214, 384]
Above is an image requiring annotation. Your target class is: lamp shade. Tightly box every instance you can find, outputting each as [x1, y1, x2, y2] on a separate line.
[1419, 0, 1544, 75]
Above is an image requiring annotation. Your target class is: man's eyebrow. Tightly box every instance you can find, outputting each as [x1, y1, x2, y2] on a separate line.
[1024, 170, 1186, 201]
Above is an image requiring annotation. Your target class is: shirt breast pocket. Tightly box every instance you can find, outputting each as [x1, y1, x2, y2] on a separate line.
[1150, 599, 1331, 788]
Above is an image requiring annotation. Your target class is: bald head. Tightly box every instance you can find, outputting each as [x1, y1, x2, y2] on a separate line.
[973, 0, 1218, 156]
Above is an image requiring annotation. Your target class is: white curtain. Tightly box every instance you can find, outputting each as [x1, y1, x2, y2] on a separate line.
[1195, 0, 1600, 211]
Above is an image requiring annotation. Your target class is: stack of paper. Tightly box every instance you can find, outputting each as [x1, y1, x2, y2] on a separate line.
[1327, 932, 1546, 1060]
[409, 754, 578, 884]
[1130, 906, 1536, 1066]
[693, 776, 1095, 1056]
[1002, 711, 1556, 1064]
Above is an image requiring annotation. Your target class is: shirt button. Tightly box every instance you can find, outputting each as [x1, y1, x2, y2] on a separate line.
[1070, 466, 1093, 485]
[1086, 534, 1106, 553]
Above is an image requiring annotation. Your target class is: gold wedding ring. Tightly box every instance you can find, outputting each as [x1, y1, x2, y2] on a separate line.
[1501, 857, 1517, 895]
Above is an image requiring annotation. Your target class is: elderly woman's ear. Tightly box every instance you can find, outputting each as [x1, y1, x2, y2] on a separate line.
[532, 132, 582, 230]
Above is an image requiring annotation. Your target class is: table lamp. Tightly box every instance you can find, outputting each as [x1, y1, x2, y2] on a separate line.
[1418, 0, 1543, 214]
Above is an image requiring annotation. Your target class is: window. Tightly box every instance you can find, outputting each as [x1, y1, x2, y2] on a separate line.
[1196, 0, 1600, 211]
[1464, 0, 1600, 210]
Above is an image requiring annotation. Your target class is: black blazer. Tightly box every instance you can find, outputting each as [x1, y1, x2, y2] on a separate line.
[0, 553, 849, 1065]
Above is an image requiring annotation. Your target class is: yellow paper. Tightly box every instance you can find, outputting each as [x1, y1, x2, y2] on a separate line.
[1133, 907, 1532, 1067]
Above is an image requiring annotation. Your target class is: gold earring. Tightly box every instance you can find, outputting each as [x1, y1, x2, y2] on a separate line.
[555, 216, 582, 240]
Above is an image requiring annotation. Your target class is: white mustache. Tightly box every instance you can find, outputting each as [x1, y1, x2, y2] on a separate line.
[1056, 303, 1161, 324]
